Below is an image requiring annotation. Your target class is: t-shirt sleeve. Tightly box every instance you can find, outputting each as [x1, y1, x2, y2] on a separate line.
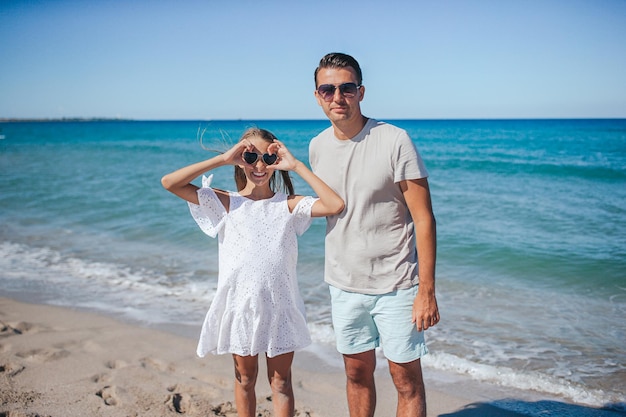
[309, 138, 318, 172]
[394, 131, 429, 182]
[187, 175, 227, 238]
[291, 196, 317, 236]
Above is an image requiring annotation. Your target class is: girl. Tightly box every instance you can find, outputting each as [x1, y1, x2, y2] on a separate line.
[161, 128, 344, 417]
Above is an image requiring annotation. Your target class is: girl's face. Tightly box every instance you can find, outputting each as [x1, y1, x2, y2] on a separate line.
[240, 136, 276, 188]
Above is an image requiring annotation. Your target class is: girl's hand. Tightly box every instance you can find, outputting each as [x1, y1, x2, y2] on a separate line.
[222, 140, 250, 166]
[273, 138, 345, 216]
[269, 139, 298, 171]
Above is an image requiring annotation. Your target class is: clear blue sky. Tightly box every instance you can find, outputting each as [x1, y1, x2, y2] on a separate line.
[1, 0, 625, 120]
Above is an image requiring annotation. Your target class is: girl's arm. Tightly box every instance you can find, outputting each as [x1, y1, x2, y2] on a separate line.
[161, 142, 246, 205]
[271, 140, 344, 217]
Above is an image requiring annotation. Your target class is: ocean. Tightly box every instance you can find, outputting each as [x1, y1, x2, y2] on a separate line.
[0, 119, 624, 412]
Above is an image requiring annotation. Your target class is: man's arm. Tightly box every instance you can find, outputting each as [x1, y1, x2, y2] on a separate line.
[400, 178, 440, 331]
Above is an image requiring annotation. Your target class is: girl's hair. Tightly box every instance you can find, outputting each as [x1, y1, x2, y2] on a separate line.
[234, 127, 295, 195]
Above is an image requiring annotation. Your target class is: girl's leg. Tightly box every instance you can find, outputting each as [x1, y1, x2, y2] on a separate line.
[266, 352, 295, 417]
[232, 354, 259, 417]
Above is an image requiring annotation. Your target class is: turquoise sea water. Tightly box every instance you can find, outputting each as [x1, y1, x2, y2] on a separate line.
[0, 119, 624, 411]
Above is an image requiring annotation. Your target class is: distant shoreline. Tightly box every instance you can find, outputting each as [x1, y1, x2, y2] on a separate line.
[0, 117, 132, 123]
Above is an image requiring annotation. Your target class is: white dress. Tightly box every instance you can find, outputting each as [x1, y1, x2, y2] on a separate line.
[189, 175, 316, 358]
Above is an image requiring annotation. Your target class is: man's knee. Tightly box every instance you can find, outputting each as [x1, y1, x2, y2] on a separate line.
[395, 378, 423, 398]
[389, 359, 425, 396]
[344, 352, 376, 384]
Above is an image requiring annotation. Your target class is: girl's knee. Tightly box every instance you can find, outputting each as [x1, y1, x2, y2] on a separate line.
[233, 355, 259, 391]
[235, 372, 258, 391]
[269, 370, 292, 394]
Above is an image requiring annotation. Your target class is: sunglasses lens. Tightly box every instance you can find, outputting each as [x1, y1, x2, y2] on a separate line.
[340, 83, 358, 97]
[317, 84, 336, 100]
[263, 153, 278, 165]
[243, 152, 258, 164]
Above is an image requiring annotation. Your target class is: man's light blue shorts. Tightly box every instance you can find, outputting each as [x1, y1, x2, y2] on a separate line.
[329, 285, 428, 364]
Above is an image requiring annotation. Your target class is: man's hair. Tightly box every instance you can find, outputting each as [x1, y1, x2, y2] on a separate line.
[314, 52, 363, 87]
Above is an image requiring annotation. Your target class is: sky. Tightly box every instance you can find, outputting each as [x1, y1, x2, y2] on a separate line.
[1, 0, 625, 120]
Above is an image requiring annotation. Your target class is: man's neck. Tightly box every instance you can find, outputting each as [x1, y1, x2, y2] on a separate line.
[333, 116, 368, 140]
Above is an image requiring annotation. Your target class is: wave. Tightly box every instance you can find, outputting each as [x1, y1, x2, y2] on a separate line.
[0, 241, 215, 326]
[424, 352, 625, 411]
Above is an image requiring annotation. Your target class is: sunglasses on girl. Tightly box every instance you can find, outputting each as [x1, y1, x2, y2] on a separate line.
[243, 151, 278, 166]
[316, 82, 361, 101]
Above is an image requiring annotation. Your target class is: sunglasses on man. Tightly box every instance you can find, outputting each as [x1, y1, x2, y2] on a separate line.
[242, 151, 278, 166]
[316, 82, 361, 102]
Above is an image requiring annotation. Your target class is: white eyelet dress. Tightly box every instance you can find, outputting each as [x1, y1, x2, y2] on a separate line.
[189, 175, 316, 358]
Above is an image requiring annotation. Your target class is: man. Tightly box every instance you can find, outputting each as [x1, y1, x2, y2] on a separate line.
[309, 52, 439, 417]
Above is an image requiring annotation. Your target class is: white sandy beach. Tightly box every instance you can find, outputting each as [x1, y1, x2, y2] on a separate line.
[1, 297, 619, 417]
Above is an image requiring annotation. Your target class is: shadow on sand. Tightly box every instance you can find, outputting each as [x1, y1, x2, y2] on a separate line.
[439, 399, 626, 417]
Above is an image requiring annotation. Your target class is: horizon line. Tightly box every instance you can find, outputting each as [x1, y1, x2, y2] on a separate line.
[2, 116, 626, 123]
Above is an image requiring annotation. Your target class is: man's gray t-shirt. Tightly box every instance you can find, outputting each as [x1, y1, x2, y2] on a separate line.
[309, 118, 429, 295]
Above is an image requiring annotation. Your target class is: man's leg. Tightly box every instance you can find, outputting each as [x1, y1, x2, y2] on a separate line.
[343, 350, 377, 417]
[388, 358, 426, 417]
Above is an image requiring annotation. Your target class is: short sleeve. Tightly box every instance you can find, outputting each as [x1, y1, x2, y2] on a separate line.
[187, 175, 227, 238]
[394, 131, 429, 182]
[291, 196, 317, 236]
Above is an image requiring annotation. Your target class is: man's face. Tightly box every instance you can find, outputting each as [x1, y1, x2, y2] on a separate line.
[315, 67, 364, 125]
